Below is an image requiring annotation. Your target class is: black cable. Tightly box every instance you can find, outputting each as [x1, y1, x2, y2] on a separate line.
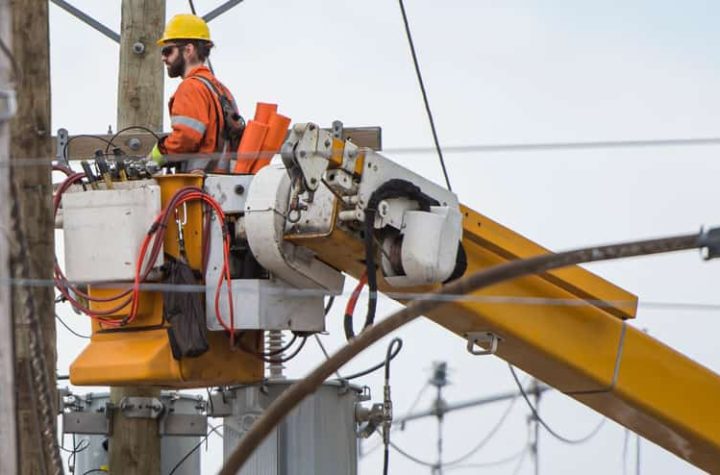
[362, 214, 378, 333]
[340, 338, 403, 381]
[439, 385, 521, 466]
[348, 179, 441, 340]
[63, 134, 114, 161]
[263, 336, 308, 364]
[382, 338, 402, 475]
[508, 364, 606, 444]
[396, 0, 452, 191]
[68, 434, 90, 472]
[82, 470, 108, 475]
[384, 338, 402, 380]
[105, 125, 162, 153]
[56, 313, 90, 339]
[262, 333, 298, 357]
[324, 295, 335, 316]
[168, 424, 224, 475]
[236, 332, 302, 359]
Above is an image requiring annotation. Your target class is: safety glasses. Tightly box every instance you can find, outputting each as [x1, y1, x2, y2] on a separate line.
[161, 44, 184, 57]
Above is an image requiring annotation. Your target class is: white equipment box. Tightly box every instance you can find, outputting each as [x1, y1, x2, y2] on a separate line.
[62, 180, 163, 282]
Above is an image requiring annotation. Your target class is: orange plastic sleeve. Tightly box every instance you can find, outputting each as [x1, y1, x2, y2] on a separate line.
[250, 113, 292, 174]
[234, 120, 269, 174]
[253, 102, 278, 124]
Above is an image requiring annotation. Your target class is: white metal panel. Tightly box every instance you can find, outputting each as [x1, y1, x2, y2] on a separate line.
[62, 180, 162, 282]
[206, 278, 325, 332]
[244, 164, 344, 293]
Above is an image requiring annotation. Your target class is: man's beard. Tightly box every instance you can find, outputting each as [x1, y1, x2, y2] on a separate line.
[167, 54, 185, 78]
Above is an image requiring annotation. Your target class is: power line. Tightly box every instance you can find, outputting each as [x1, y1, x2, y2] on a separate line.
[55, 313, 90, 339]
[444, 445, 530, 472]
[384, 136, 720, 155]
[168, 424, 224, 475]
[40, 277, 720, 312]
[2, 135, 719, 169]
[509, 364, 607, 445]
[396, 0, 452, 191]
[440, 386, 522, 466]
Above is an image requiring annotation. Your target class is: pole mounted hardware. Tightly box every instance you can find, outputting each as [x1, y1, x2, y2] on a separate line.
[465, 332, 500, 356]
[119, 396, 164, 419]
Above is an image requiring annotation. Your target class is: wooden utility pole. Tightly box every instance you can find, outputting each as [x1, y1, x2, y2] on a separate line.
[9, 0, 57, 473]
[109, 1, 165, 473]
[0, 2, 19, 473]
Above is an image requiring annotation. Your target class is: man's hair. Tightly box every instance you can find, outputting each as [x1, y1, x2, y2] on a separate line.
[178, 39, 213, 62]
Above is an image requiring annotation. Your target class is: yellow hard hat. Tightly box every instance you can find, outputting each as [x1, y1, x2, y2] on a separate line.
[157, 14, 211, 45]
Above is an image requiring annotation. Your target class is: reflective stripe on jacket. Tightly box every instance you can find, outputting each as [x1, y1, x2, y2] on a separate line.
[159, 65, 237, 171]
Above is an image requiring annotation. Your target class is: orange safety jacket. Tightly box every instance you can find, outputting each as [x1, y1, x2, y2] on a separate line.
[159, 65, 238, 172]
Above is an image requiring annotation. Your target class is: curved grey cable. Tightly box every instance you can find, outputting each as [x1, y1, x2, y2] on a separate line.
[509, 364, 607, 444]
[220, 229, 713, 474]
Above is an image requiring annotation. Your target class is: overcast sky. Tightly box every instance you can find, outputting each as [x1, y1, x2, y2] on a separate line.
[48, 1, 720, 474]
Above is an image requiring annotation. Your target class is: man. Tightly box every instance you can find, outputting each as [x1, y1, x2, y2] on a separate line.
[150, 14, 240, 172]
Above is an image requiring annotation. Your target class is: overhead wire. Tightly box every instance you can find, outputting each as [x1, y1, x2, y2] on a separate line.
[622, 428, 630, 475]
[508, 363, 607, 445]
[187, 0, 216, 75]
[443, 445, 530, 472]
[396, 0, 452, 190]
[510, 446, 530, 475]
[383, 136, 720, 155]
[439, 383, 522, 466]
[55, 313, 90, 339]
[220, 229, 718, 474]
[313, 334, 344, 380]
[338, 338, 403, 381]
[40, 274, 720, 313]
[168, 424, 224, 475]
[0, 134, 716, 169]
[388, 379, 526, 470]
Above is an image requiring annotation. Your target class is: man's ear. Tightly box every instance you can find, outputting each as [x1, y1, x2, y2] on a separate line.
[183, 43, 195, 59]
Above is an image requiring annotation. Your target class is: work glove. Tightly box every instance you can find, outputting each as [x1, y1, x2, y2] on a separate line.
[147, 142, 166, 167]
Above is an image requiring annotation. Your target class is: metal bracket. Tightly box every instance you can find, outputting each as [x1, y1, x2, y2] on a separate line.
[119, 397, 164, 419]
[466, 332, 501, 356]
[62, 411, 111, 435]
[208, 390, 234, 417]
[0, 89, 17, 123]
[56, 128, 69, 164]
[159, 414, 208, 436]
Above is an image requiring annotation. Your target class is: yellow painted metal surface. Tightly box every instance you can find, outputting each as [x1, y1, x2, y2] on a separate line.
[70, 174, 264, 388]
[288, 203, 720, 472]
[70, 330, 263, 388]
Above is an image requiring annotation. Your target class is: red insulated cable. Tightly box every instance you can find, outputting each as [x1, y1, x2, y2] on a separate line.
[345, 272, 369, 321]
[54, 178, 236, 337]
